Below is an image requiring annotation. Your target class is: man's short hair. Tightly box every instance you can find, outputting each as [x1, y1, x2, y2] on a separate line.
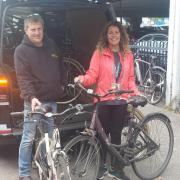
[24, 14, 44, 31]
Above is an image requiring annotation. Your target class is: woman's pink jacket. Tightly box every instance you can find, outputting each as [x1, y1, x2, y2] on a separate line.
[80, 48, 139, 102]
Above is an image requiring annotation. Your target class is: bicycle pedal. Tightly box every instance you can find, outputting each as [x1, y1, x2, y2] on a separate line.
[80, 128, 95, 136]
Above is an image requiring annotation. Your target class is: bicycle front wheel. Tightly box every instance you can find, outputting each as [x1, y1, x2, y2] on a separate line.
[34, 138, 49, 179]
[64, 135, 100, 180]
[56, 151, 71, 180]
[57, 57, 85, 104]
[132, 113, 174, 180]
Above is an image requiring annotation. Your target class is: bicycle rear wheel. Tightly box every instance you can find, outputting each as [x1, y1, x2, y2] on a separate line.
[132, 113, 174, 180]
[64, 135, 100, 180]
[144, 70, 166, 104]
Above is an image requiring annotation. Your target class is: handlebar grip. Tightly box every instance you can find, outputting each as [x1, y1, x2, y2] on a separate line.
[75, 82, 99, 98]
[10, 112, 24, 117]
[34, 105, 52, 113]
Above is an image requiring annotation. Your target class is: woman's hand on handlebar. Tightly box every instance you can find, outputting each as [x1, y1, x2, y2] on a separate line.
[73, 82, 134, 100]
[74, 75, 84, 84]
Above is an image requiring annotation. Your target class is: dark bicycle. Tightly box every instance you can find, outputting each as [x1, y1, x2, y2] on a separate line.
[63, 83, 174, 180]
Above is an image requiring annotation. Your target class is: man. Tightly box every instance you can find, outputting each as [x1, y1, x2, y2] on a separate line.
[14, 14, 65, 180]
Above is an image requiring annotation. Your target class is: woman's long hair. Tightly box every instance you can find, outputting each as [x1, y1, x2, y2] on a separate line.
[96, 21, 130, 56]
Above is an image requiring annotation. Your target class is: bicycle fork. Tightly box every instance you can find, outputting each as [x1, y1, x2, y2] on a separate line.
[34, 133, 57, 180]
[45, 133, 58, 180]
[58, 151, 72, 180]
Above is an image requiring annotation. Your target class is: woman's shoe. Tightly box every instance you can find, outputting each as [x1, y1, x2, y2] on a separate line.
[97, 166, 109, 180]
[108, 169, 130, 180]
[19, 176, 33, 180]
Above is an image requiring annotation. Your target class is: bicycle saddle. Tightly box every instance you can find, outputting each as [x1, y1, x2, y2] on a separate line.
[127, 95, 147, 107]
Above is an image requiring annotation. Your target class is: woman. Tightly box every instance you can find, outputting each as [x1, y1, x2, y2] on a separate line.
[74, 21, 139, 180]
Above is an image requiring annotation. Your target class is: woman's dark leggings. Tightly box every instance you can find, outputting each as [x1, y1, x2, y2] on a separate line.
[98, 103, 129, 170]
[98, 103, 128, 145]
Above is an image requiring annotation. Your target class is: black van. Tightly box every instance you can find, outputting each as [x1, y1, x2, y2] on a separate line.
[0, 0, 116, 137]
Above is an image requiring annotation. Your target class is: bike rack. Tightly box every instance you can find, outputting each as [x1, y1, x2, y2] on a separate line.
[130, 33, 168, 74]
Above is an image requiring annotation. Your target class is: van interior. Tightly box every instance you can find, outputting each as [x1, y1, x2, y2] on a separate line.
[0, 1, 114, 129]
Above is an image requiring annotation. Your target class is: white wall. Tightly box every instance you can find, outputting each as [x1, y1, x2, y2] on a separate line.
[166, 0, 180, 110]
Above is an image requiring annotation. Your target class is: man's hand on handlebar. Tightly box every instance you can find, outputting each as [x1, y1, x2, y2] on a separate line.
[31, 98, 42, 112]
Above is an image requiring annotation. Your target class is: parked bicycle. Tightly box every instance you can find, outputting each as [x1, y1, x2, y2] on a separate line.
[11, 105, 80, 180]
[134, 52, 166, 104]
[64, 83, 174, 180]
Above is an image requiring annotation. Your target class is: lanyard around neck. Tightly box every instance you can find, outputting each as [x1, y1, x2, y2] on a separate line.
[113, 52, 121, 82]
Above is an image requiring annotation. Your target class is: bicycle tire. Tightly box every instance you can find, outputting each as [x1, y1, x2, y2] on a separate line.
[56, 151, 71, 180]
[132, 113, 174, 180]
[143, 70, 166, 105]
[57, 57, 85, 104]
[32, 126, 42, 167]
[34, 138, 49, 178]
[63, 135, 101, 180]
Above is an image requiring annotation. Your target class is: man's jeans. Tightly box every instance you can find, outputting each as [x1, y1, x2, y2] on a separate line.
[19, 101, 57, 177]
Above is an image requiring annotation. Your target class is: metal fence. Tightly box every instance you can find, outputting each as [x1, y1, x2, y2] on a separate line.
[130, 33, 168, 70]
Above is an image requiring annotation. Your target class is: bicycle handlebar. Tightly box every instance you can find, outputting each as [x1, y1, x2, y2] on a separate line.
[134, 51, 159, 64]
[10, 103, 92, 119]
[70, 82, 134, 101]
[10, 111, 24, 117]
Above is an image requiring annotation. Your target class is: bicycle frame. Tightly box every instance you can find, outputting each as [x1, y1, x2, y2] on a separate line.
[30, 112, 71, 180]
[135, 57, 166, 88]
[84, 103, 159, 166]
[135, 58, 153, 86]
[32, 118, 58, 180]
[134, 55, 167, 105]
